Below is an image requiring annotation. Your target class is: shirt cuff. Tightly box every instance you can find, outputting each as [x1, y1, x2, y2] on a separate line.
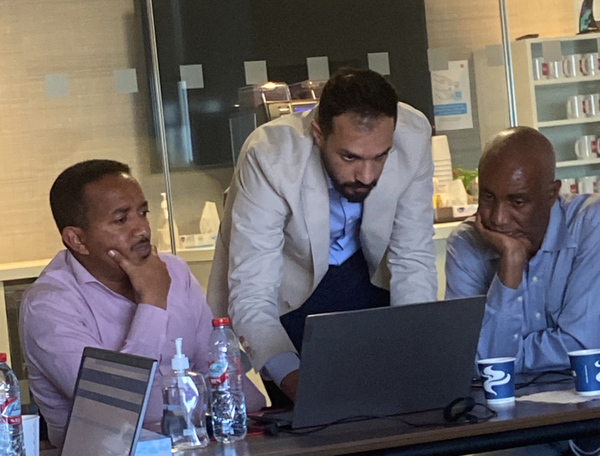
[486, 274, 525, 313]
[126, 303, 168, 358]
[261, 352, 300, 387]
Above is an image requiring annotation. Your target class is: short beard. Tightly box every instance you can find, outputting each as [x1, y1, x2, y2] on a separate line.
[330, 177, 376, 203]
[319, 141, 377, 203]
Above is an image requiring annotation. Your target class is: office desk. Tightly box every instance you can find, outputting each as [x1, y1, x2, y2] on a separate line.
[41, 379, 600, 456]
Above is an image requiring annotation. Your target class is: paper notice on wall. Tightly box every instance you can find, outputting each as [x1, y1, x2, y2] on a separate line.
[431, 60, 473, 131]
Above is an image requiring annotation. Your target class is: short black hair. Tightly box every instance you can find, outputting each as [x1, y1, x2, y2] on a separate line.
[317, 68, 399, 137]
[50, 159, 131, 232]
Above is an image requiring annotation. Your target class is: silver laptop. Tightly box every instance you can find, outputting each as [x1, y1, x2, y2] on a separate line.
[61, 347, 157, 456]
[272, 295, 486, 429]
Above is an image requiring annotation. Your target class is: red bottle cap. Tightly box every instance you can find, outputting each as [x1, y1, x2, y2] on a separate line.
[212, 317, 230, 327]
[0, 353, 6, 362]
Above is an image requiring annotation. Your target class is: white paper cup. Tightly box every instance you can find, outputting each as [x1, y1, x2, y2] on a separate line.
[22, 414, 39, 456]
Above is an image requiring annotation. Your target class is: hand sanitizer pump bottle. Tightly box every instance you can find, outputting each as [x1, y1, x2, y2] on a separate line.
[161, 338, 209, 450]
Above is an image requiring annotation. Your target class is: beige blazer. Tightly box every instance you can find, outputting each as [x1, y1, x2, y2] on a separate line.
[207, 103, 437, 370]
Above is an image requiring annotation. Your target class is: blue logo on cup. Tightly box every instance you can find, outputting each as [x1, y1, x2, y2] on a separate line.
[569, 349, 600, 395]
[477, 357, 516, 404]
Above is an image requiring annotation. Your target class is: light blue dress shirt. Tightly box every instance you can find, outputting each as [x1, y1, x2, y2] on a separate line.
[327, 179, 363, 265]
[262, 176, 364, 386]
[445, 194, 600, 373]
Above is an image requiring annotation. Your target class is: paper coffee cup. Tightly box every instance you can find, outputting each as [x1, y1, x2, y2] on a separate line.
[569, 349, 600, 395]
[477, 357, 516, 404]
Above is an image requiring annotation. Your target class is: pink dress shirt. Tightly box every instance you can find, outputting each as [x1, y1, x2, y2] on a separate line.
[20, 250, 218, 447]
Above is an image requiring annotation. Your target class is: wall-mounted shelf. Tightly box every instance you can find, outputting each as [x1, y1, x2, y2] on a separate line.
[538, 118, 600, 128]
[534, 74, 600, 86]
[474, 35, 600, 178]
[556, 157, 600, 168]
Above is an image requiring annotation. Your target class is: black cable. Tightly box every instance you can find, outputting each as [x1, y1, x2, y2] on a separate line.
[275, 372, 574, 437]
[514, 370, 573, 390]
[471, 370, 573, 390]
[277, 403, 498, 436]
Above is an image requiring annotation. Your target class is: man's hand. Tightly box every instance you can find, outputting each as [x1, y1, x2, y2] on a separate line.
[108, 246, 171, 309]
[279, 369, 299, 402]
[475, 213, 531, 290]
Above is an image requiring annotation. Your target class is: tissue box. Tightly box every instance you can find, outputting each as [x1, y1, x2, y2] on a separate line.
[134, 429, 171, 456]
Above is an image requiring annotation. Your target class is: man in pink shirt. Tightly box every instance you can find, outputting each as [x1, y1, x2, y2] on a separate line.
[20, 160, 264, 447]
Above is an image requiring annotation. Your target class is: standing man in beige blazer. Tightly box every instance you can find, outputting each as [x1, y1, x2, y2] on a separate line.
[208, 69, 437, 403]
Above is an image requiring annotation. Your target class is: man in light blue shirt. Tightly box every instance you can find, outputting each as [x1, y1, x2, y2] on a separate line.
[446, 126, 600, 456]
[446, 126, 600, 373]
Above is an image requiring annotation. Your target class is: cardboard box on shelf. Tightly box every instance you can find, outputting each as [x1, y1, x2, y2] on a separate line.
[434, 204, 478, 223]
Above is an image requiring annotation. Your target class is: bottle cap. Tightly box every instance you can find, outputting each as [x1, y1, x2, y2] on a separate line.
[212, 317, 230, 327]
[0, 353, 6, 362]
[171, 338, 189, 371]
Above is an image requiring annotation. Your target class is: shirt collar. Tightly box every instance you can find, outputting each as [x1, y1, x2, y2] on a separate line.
[65, 250, 106, 286]
[539, 198, 578, 252]
[324, 168, 334, 190]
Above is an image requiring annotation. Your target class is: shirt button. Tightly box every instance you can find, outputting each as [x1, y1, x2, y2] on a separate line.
[517, 296, 523, 302]
[535, 312, 542, 319]
[532, 276, 538, 283]
[514, 333, 519, 340]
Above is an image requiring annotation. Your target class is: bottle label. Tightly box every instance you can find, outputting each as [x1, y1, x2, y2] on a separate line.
[208, 361, 228, 387]
[0, 396, 22, 427]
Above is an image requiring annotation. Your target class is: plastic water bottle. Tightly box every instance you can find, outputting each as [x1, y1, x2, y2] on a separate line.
[161, 338, 209, 451]
[0, 353, 25, 456]
[208, 318, 247, 443]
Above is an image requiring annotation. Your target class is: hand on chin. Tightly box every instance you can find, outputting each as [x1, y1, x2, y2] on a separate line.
[475, 214, 532, 259]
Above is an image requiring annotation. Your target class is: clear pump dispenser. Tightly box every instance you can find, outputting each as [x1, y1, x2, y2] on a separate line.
[161, 338, 209, 451]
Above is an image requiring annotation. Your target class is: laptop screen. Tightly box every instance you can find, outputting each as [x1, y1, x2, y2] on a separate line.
[292, 295, 487, 428]
[61, 347, 157, 456]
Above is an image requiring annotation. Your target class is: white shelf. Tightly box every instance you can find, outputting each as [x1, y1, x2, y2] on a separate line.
[534, 74, 600, 86]
[0, 259, 50, 281]
[557, 158, 600, 168]
[433, 222, 461, 240]
[537, 117, 600, 128]
[525, 32, 600, 44]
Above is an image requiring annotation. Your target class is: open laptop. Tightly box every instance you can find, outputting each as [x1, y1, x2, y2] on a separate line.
[260, 295, 486, 429]
[61, 347, 157, 456]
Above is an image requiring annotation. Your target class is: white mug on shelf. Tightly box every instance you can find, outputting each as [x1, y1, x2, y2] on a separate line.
[567, 95, 586, 119]
[563, 54, 582, 78]
[547, 61, 563, 79]
[577, 176, 599, 194]
[560, 178, 578, 196]
[575, 135, 598, 159]
[581, 53, 600, 76]
[532, 57, 546, 80]
[583, 94, 600, 117]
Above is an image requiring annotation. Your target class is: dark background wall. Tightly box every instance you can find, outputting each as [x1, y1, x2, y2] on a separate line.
[141, 0, 433, 169]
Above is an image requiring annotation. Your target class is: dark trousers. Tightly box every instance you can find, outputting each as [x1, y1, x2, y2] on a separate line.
[280, 249, 389, 353]
[266, 249, 390, 407]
